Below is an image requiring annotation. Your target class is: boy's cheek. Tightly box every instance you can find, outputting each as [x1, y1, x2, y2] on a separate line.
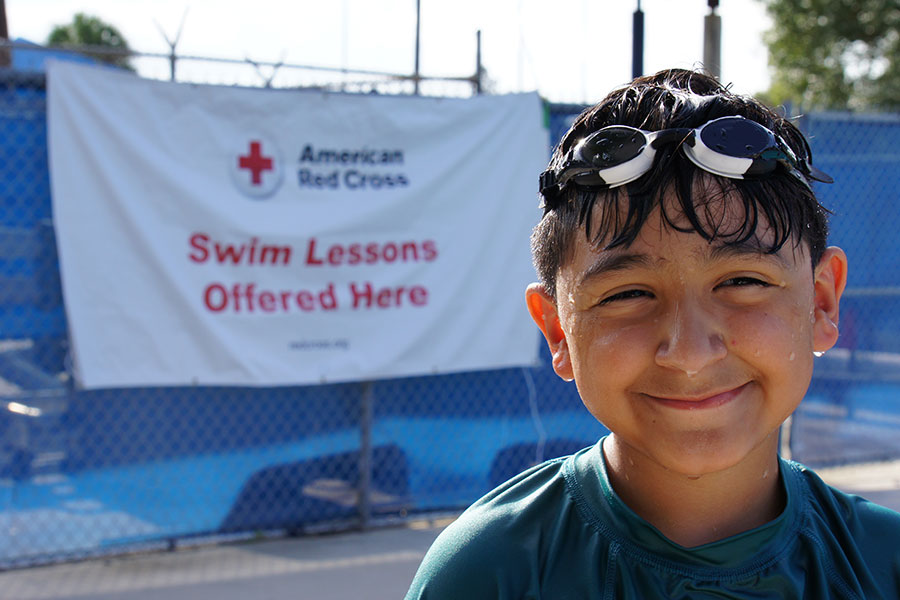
[569, 321, 659, 382]
[726, 308, 815, 365]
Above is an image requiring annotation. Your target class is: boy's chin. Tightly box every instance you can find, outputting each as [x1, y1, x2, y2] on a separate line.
[614, 428, 781, 480]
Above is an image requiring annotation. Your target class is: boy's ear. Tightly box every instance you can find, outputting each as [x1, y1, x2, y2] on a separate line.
[812, 246, 848, 353]
[526, 283, 574, 381]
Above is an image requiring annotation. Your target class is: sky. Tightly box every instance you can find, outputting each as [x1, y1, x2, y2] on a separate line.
[7, 0, 774, 103]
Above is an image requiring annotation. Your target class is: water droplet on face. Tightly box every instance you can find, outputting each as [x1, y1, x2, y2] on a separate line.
[686, 369, 698, 378]
[762, 469, 769, 479]
[789, 352, 795, 361]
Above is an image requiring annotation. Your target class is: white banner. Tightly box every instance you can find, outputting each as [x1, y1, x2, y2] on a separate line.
[47, 62, 546, 388]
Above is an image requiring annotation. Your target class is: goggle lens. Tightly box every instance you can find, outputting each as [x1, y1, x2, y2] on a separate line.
[579, 127, 647, 168]
[699, 117, 774, 158]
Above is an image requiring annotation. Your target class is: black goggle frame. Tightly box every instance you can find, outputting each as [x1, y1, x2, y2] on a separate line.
[540, 116, 832, 210]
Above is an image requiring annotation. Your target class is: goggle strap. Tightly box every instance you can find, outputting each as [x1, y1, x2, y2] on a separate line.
[805, 162, 834, 184]
[538, 170, 557, 195]
[649, 128, 694, 149]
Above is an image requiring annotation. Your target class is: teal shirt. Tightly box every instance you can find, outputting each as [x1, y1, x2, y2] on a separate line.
[406, 439, 900, 599]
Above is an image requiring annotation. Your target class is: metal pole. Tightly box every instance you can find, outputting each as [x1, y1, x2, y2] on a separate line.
[414, 0, 421, 95]
[358, 381, 374, 530]
[0, 0, 10, 68]
[341, 0, 349, 91]
[703, 0, 721, 79]
[632, 0, 644, 80]
[475, 29, 482, 95]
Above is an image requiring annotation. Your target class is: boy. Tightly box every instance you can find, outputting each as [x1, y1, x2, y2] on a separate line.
[406, 69, 900, 598]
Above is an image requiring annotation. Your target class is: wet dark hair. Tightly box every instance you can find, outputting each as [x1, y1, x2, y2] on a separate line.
[532, 68, 831, 299]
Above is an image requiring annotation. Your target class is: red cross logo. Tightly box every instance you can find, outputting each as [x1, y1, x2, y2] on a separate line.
[238, 141, 274, 185]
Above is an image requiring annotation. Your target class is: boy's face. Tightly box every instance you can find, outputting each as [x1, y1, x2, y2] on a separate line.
[527, 190, 847, 478]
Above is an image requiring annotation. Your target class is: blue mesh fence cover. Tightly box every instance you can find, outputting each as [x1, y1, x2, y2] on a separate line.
[0, 71, 897, 567]
[790, 113, 900, 467]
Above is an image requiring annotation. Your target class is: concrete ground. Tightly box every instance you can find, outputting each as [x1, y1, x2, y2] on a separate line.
[0, 516, 454, 600]
[1, 462, 899, 600]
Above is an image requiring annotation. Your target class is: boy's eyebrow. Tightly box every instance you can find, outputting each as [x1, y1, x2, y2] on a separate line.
[578, 242, 791, 286]
[707, 242, 790, 267]
[578, 253, 658, 285]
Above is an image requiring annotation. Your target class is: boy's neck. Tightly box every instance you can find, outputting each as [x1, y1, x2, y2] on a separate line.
[602, 433, 786, 548]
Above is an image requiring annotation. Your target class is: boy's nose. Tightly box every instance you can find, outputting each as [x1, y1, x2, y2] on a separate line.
[655, 301, 727, 375]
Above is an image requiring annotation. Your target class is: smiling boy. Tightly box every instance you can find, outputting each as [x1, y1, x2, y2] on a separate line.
[405, 69, 900, 598]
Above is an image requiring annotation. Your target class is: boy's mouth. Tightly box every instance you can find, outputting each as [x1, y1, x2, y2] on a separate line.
[644, 382, 752, 410]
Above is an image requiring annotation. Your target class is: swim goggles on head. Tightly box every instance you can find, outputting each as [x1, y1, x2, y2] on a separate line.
[539, 116, 833, 205]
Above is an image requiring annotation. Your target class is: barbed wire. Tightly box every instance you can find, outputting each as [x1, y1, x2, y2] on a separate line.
[0, 40, 481, 96]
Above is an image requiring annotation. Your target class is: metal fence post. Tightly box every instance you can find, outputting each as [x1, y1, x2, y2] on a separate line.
[358, 381, 374, 529]
[475, 30, 482, 95]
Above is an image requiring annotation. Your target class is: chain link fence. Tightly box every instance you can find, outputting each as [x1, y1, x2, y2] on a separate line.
[790, 112, 900, 467]
[0, 53, 899, 569]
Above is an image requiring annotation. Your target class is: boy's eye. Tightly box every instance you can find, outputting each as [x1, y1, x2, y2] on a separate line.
[598, 289, 653, 305]
[719, 276, 771, 288]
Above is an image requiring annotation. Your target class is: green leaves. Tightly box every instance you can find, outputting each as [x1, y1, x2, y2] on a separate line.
[760, 0, 900, 110]
[46, 13, 134, 71]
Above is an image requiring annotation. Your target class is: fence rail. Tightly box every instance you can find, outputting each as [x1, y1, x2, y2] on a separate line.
[1, 39, 482, 97]
[0, 66, 899, 568]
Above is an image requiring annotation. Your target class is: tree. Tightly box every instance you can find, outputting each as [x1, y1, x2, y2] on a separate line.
[46, 13, 133, 71]
[760, 0, 900, 110]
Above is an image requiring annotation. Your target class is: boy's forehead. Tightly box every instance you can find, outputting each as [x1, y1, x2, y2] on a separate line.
[586, 181, 783, 248]
[559, 227, 808, 298]
[563, 192, 808, 278]
[574, 234, 791, 276]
